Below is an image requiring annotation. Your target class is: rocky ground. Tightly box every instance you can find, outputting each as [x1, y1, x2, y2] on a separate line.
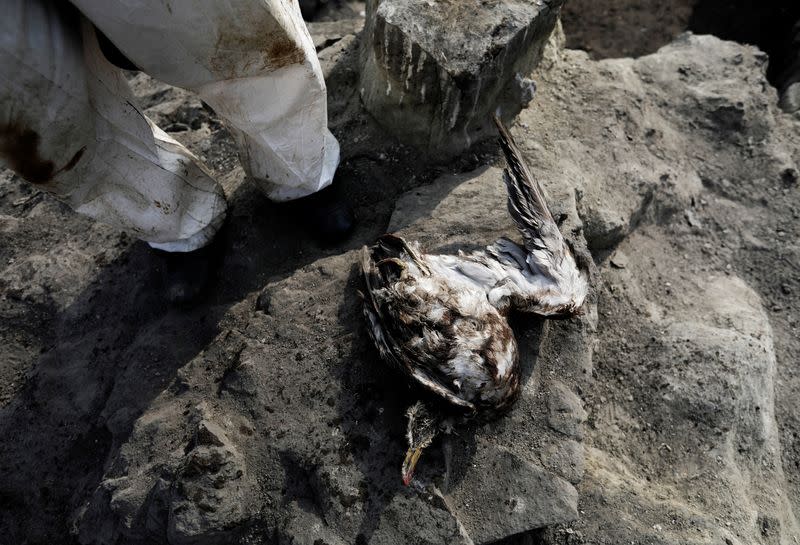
[1, 2, 799, 545]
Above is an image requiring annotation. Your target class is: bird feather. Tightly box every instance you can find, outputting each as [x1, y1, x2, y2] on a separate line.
[493, 115, 568, 278]
[360, 240, 518, 414]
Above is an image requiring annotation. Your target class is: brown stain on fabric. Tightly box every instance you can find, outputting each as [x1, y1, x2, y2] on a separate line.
[0, 124, 56, 184]
[210, 16, 306, 77]
[0, 123, 86, 184]
[267, 37, 305, 69]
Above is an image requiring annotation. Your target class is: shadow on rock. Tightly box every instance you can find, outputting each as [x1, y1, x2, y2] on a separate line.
[0, 243, 223, 543]
[0, 172, 377, 542]
[330, 264, 417, 544]
[334, 260, 547, 545]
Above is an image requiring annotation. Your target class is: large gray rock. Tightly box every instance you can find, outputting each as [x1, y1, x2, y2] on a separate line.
[513, 33, 800, 545]
[4, 15, 800, 545]
[444, 443, 579, 543]
[570, 246, 797, 545]
[75, 162, 596, 545]
[780, 81, 800, 115]
[359, 0, 564, 157]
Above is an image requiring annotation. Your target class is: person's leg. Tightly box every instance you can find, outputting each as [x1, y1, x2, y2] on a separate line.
[0, 0, 227, 253]
[72, 0, 340, 203]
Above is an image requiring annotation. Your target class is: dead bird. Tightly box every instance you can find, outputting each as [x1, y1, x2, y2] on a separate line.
[359, 116, 588, 486]
[361, 233, 520, 485]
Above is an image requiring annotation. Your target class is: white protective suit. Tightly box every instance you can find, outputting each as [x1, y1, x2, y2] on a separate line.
[0, 0, 339, 251]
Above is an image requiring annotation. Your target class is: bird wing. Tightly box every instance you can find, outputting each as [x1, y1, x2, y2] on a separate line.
[486, 116, 589, 315]
[493, 115, 567, 278]
[484, 237, 528, 271]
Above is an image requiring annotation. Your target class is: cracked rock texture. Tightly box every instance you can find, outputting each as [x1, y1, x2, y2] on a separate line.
[359, 0, 564, 156]
[1, 15, 799, 545]
[73, 161, 596, 544]
[523, 33, 800, 545]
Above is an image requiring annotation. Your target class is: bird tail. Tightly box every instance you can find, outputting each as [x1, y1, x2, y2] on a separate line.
[493, 115, 566, 275]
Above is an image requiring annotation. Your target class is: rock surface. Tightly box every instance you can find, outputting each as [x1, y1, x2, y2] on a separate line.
[1, 13, 800, 545]
[71, 161, 596, 544]
[517, 33, 800, 545]
[359, 0, 564, 156]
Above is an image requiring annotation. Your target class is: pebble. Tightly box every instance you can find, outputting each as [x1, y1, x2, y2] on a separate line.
[610, 251, 629, 269]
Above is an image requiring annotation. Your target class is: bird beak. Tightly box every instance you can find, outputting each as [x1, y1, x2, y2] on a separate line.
[401, 447, 423, 486]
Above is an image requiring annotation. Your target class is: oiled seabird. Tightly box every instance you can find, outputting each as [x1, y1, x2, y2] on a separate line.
[360, 116, 588, 486]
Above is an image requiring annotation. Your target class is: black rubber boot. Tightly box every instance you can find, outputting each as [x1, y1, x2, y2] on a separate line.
[152, 240, 221, 305]
[288, 182, 355, 245]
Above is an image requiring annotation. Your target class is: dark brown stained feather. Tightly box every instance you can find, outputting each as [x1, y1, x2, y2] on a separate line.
[361, 247, 476, 410]
[377, 233, 431, 275]
[361, 119, 589, 421]
[493, 115, 566, 267]
[493, 115, 555, 224]
[360, 239, 519, 415]
[360, 246, 409, 369]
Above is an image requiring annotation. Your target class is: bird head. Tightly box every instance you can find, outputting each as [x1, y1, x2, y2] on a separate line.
[402, 401, 441, 486]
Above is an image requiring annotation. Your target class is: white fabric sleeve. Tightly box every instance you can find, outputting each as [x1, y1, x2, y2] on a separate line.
[0, 0, 227, 252]
[72, 0, 341, 201]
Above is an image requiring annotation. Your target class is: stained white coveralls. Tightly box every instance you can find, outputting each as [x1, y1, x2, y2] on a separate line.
[0, 0, 339, 251]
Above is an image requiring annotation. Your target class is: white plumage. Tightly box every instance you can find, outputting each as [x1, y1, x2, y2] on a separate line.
[360, 116, 589, 485]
